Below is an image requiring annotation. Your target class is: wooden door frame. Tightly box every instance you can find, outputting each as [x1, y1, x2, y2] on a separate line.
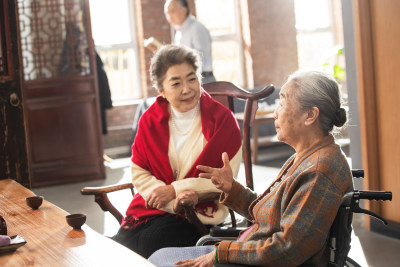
[353, 0, 384, 225]
[0, 0, 30, 187]
[353, 0, 381, 218]
[353, 0, 400, 236]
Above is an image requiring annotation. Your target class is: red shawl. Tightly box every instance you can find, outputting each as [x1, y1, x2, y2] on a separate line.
[124, 89, 241, 222]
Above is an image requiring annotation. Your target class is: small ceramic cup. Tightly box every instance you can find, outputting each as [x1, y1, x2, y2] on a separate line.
[66, 213, 86, 230]
[26, 196, 44, 210]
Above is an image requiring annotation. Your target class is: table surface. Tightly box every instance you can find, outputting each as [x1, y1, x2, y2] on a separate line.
[0, 179, 155, 266]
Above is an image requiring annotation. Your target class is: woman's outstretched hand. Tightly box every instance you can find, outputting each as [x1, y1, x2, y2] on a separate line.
[197, 152, 233, 193]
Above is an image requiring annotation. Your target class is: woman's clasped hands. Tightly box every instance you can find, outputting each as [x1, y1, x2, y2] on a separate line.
[145, 184, 199, 212]
[145, 185, 175, 209]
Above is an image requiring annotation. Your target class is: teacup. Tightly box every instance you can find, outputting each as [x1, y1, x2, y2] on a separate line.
[26, 196, 44, 210]
[66, 213, 86, 230]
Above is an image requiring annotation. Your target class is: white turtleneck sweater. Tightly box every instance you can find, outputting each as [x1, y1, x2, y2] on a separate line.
[170, 103, 200, 156]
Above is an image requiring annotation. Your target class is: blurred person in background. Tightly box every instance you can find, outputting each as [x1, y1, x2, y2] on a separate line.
[164, 0, 216, 84]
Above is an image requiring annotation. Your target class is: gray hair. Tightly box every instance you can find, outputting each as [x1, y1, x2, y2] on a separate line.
[287, 70, 347, 134]
[150, 45, 202, 91]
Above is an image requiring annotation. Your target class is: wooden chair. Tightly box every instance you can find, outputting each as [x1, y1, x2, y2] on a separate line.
[81, 82, 275, 233]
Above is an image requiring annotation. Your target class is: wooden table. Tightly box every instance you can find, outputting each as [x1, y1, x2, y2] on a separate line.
[236, 111, 280, 164]
[0, 179, 155, 266]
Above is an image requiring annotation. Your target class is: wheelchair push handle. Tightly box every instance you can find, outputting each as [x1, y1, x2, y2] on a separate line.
[352, 190, 392, 225]
[357, 190, 392, 201]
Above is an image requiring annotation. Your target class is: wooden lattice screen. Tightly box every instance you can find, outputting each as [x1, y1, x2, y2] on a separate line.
[17, 0, 91, 81]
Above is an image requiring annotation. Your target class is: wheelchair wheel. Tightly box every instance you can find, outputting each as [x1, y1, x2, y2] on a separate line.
[345, 256, 362, 267]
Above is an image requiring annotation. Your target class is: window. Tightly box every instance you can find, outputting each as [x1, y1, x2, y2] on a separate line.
[89, 0, 141, 103]
[294, 0, 343, 72]
[195, 0, 244, 87]
[295, 0, 348, 141]
[295, 0, 346, 91]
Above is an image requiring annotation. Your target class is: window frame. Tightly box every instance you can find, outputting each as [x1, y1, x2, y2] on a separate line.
[195, 0, 245, 87]
[90, 0, 142, 104]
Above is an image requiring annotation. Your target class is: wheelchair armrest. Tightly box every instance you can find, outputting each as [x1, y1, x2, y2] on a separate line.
[210, 226, 245, 238]
[196, 226, 245, 245]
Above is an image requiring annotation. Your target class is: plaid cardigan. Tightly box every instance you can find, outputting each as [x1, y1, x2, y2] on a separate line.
[217, 135, 353, 266]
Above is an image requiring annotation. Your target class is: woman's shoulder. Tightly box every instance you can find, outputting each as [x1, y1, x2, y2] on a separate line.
[301, 140, 348, 170]
[317, 140, 349, 165]
[299, 142, 352, 191]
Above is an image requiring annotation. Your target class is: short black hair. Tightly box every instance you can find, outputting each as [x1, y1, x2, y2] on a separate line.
[172, 0, 190, 16]
[150, 45, 202, 90]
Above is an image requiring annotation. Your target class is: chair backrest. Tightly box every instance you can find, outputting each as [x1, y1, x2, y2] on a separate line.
[202, 81, 275, 190]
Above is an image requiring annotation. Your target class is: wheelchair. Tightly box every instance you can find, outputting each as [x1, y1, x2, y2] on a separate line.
[196, 170, 392, 267]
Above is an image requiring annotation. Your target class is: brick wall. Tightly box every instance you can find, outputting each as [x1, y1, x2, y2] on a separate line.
[135, 0, 172, 97]
[102, 104, 137, 157]
[245, 0, 298, 87]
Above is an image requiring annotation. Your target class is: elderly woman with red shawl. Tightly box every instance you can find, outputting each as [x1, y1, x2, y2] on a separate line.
[111, 45, 242, 258]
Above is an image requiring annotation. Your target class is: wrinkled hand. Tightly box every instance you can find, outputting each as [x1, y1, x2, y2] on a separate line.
[174, 250, 215, 267]
[145, 185, 175, 209]
[173, 190, 199, 213]
[197, 152, 233, 193]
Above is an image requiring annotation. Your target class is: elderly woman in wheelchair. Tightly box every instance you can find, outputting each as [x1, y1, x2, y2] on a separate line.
[110, 45, 243, 258]
[149, 70, 354, 267]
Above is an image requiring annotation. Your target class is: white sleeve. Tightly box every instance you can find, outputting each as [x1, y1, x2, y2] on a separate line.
[131, 164, 178, 214]
[131, 164, 166, 199]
